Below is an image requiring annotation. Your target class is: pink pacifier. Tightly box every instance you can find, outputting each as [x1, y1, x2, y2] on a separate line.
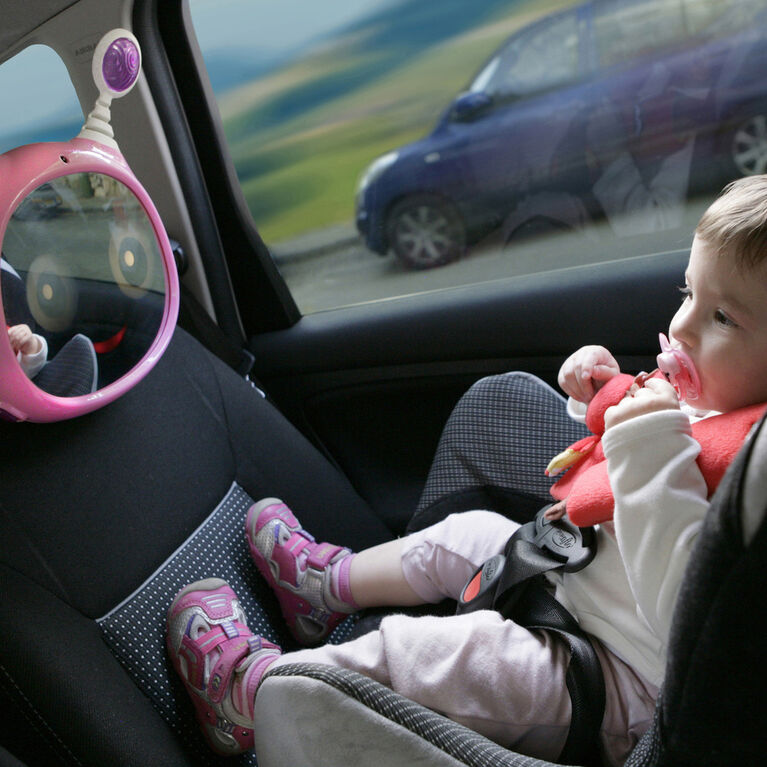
[657, 333, 701, 402]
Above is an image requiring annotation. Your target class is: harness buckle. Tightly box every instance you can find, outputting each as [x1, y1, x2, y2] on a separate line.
[456, 504, 597, 615]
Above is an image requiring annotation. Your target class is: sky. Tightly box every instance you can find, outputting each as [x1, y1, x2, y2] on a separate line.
[0, 0, 395, 147]
[189, 0, 393, 55]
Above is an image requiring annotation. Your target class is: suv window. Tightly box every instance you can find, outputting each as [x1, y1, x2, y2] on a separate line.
[478, 10, 581, 98]
[188, 0, 767, 314]
[682, 0, 766, 37]
[594, 0, 687, 70]
[0, 44, 81, 154]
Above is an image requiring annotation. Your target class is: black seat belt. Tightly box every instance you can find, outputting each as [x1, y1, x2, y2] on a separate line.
[178, 281, 256, 378]
[456, 506, 605, 765]
[169, 239, 259, 382]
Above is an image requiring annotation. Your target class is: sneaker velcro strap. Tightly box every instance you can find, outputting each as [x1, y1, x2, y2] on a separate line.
[187, 620, 251, 656]
[284, 532, 314, 556]
[207, 623, 258, 705]
[306, 543, 346, 570]
[177, 619, 249, 691]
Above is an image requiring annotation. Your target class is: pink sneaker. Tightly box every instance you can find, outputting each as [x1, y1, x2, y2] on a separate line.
[246, 498, 357, 646]
[166, 578, 281, 755]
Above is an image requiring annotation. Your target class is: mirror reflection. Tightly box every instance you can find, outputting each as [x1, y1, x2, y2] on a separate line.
[2, 173, 166, 396]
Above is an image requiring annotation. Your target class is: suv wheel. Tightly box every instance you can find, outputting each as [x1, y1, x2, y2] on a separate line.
[728, 112, 767, 176]
[386, 195, 466, 269]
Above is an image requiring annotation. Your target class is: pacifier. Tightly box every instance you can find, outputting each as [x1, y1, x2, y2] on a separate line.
[657, 333, 701, 402]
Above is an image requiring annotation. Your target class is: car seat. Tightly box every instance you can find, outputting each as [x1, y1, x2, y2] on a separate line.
[2, 330, 765, 766]
[0, 326, 393, 766]
[253, 381, 767, 767]
[30, 333, 98, 398]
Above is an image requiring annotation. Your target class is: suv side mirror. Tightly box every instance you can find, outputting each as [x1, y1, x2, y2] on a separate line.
[451, 91, 493, 122]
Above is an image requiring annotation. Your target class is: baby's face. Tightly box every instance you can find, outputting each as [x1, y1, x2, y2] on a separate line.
[668, 235, 767, 412]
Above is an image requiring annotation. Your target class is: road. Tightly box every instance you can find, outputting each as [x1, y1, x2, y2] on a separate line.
[272, 201, 707, 314]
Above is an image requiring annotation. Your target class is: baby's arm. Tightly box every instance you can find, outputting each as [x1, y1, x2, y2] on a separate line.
[8, 324, 48, 379]
[558, 345, 621, 403]
[603, 405, 705, 640]
[8, 324, 41, 357]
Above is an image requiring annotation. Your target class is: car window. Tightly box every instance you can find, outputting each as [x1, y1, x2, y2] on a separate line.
[682, 0, 767, 38]
[187, 0, 767, 315]
[593, 0, 688, 70]
[0, 44, 82, 154]
[475, 10, 581, 98]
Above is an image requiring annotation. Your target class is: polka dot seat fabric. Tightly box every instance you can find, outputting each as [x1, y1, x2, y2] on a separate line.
[98, 482, 356, 766]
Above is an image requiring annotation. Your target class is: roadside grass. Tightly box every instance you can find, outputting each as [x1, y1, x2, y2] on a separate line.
[238, 122, 423, 242]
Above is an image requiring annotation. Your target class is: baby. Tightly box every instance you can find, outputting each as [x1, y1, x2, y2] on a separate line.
[167, 175, 767, 764]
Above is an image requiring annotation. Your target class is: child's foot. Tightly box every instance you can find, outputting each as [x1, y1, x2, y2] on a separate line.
[246, 498, 358, 646]
[166, 578, 281, 755]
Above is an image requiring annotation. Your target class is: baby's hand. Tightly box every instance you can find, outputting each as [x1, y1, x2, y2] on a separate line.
[543, 500, 567, 521]
[604, 377, 679, 429]
[7, 324, 42, 356]
[558, 345, 620, 403]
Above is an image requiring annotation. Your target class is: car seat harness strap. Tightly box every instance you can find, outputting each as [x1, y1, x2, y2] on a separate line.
[457, 505, 605, 764]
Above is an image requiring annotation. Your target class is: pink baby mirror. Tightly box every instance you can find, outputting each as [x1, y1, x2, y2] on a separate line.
[0, 29, 179, 421]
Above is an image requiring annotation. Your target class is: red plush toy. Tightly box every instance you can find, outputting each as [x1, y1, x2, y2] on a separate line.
[546, 373, 767, 526]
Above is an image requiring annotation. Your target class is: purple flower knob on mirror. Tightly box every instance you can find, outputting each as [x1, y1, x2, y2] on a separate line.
[102, 37, 140, 93]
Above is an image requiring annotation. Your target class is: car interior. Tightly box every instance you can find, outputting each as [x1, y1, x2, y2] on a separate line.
[1, 1, 766, 766]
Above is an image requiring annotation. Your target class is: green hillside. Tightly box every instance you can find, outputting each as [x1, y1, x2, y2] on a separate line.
[217, 0, 576, 244]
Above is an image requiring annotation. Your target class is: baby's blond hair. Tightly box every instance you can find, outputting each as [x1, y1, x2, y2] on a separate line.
[696, 175, 767, 269]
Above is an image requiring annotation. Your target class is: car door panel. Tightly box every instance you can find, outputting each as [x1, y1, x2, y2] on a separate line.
[251, 250, 687, 532]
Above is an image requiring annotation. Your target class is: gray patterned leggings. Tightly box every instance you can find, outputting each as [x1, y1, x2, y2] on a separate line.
[409, 372, 588, 532]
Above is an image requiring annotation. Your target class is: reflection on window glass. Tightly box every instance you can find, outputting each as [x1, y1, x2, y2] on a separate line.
[190, 0, 767, 314]
[485, 11, 580, 97]
[0, 44, 82, 154]
[595, 0, 687, 70]
[683, 0, 766, 38]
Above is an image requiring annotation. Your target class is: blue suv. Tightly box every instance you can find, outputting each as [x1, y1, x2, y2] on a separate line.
[355, 0, 767, 268]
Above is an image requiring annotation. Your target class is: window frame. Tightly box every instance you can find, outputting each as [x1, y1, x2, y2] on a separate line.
[0, 42, 84, 155]
[133, 0, 300, 339]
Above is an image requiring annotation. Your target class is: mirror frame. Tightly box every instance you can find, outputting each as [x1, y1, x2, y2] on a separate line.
[0, 138, 179, 422]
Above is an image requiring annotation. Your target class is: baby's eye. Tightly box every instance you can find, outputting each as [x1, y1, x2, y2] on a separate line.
[714, 309, 737, 328]
[678, 285, 691, 301]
